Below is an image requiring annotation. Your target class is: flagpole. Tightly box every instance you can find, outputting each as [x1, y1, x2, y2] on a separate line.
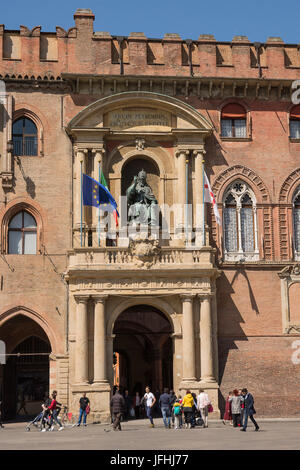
[202, 160, 205, 247]
[80, 160, 83, 247]
[98, 162, 101, 247]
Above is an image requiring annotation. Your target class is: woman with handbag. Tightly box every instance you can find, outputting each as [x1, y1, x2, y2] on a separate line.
[196, 389, 211, 428]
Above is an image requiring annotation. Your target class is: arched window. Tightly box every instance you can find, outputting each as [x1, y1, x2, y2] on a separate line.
[223, 180, 259, 261]
[290, 105, 300, 139]
[293, 187, 300, 255]
[8, 211, 37, 254]
[221, 103, 247, 138]
[12, 117, 38, 156]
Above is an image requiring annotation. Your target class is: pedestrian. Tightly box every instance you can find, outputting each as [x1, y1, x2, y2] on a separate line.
[76, 392, 90, 427]
[169, 390, 177, 427]
[177, 395, 183, 429]
[159, 388, 172, 429]
[16, 392, 28, 415]
[133, 392, 141, 419]
[40, 395, 52, 432]
[124, 390, 132, 420]
[0, 399, 4, 429]
[223, 391, 233, 425]
[229, 389, 243, 427]
[196, 388, 211, 428]
[142, 386, 156, 428]
[110, 387, 126, 431]
[240, 388, 259, 432]
[181, 390, 195, 429]
[239, 388, 245, 427]
[172, 399, 182, 430]
[48, 391, 64, 431]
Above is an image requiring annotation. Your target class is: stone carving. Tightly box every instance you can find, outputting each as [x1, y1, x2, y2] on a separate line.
[129, 236, 161, 268]
[279, 264, 300, 277]
[285, 325, 300, 334]
[126, 169, 159, 226]
[135, 138, 146, 151]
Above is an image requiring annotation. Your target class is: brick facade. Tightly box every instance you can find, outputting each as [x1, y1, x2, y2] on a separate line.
[0, 9, 300, 419]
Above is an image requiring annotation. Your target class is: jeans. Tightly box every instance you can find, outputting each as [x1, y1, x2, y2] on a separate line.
[113, 412, 122, 430]
[161, 407, 171, 428]
[243, 412, 258, 430]
[78, 408, 87, 425]
[50, 410, 62, 428]
[146, 406, 154, 424]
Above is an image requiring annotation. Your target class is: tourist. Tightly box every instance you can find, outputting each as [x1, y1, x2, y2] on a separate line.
[110, 387, 126, 431]
[169, 390, 177, 427]
[239, 389, 245, 427]
[172, 398, 182, 429]
[240, 388, 259, 432]
[159, 388, 172, 429]
[142, 386, 156, 428]
[196, 388, 211, 428]
[223, 391, 233, 425]
[181, 390, 195, 429]
[229, 389, 243, 427]
[133, 392, 141, 418]
[48, 391, 64, 431]
[124, 390, 132, 420]
[76, 392, 90, 427]
[177, 395, 183, 428]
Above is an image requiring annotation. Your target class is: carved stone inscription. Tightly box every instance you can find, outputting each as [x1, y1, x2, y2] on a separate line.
[107, 108, 171, 129]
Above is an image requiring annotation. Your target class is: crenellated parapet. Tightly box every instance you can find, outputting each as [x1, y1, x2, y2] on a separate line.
[1, 9, 300, 82]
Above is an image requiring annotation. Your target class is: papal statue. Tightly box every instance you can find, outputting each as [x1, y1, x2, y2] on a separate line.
[126, 169, 159, 226]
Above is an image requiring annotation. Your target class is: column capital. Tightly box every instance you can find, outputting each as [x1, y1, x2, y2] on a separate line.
[180, 293, 196, 302]
[91, 147, 105, 155]
[199, 293, 212, 301]
[74, 294, 90, 304]
[92, 294, 109, 304]
[193, 148, 206, 157]
[175, 149, 190, 157]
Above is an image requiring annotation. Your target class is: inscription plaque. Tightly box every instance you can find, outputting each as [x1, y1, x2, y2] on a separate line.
[107, 108, 171, 130]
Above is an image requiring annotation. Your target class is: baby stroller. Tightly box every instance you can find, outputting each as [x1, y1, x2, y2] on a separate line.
[25, 408, 51, 432]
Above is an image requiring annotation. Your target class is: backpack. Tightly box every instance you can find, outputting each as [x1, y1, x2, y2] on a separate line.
[174, 405, 181, 416]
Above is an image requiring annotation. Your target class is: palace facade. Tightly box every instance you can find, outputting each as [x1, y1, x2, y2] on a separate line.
[1, 9, 300, 420]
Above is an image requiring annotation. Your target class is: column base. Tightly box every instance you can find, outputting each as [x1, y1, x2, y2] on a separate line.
[92, 380, 109, 386]
[71, 383, 111, 424]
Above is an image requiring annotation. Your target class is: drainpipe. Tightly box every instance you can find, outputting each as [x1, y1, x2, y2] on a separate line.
[185, 39, 194, 77]
[253, 42, 262, 78]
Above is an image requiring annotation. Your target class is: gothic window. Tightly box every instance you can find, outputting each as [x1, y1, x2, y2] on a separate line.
[223, 181, 258, 261]
[290, 105, 300, 139]
[8, 210, 37, 254]
[293, 189, 300, 255]
[221, 103, 247, 138]
[12, 117, 38, 156]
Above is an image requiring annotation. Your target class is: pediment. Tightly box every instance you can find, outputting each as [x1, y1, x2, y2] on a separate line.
[67, 92, 213, 135]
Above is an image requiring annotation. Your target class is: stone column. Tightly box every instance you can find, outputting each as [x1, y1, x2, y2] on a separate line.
[74, 295, 89, 384]
[193, 148, 206, 246]
[180, 294, 196, 381]
[200, 294, 215, 382]
[74, 148, 88, 228]
[175, 150, 190, 229]
[92, 148, 105, 246]
[92, 295, 108, 384]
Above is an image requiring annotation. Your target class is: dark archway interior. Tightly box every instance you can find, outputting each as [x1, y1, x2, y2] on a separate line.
[113, 305, 173, 397]
[0, 315, 51, 420]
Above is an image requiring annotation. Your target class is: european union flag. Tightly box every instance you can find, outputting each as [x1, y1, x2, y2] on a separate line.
[82, 173, 119, 216]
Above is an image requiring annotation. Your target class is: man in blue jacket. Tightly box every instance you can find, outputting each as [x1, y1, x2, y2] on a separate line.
[240, 388, 259, 432]
[159, 388, 172, 428]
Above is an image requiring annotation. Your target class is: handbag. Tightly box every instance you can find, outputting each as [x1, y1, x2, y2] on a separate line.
[207, 404, 213, 413]
[86, 404, 90, 415]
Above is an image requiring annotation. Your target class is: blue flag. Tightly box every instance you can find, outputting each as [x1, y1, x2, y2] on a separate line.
[82, 173, 119, 217]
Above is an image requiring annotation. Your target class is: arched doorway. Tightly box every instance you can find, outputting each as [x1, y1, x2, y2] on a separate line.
[0, 314, 51, 419]
[113, 305, 173, 397]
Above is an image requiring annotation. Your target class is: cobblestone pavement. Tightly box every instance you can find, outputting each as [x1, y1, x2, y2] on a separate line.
[0, 419, 299, 450]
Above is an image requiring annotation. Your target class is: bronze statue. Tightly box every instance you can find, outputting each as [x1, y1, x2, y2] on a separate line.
[126, 169, 159, 226]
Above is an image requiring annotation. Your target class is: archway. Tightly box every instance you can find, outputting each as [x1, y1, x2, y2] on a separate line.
[113, 305, 173, 399]
[0, 314, 51, 419]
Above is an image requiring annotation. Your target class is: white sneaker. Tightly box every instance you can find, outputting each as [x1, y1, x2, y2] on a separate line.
[58, 427, 64, 431]
[41, 429, 46, 432]
[50, 426, 54, 431]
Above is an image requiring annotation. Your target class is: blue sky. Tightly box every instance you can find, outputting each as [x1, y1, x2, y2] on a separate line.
[1, 0, 300, 43]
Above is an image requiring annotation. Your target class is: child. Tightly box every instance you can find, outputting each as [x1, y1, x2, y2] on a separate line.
[173, 399, 182, 430]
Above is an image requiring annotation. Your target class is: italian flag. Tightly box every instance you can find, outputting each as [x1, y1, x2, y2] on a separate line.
[100, 170, 119, 227]
[204, 171, 221, 225]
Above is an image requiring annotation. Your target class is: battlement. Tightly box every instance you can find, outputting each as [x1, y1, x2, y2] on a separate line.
[1, 9, 300, 81]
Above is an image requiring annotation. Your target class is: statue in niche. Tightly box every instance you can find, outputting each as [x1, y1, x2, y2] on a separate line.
[126, 169, 159, 226]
